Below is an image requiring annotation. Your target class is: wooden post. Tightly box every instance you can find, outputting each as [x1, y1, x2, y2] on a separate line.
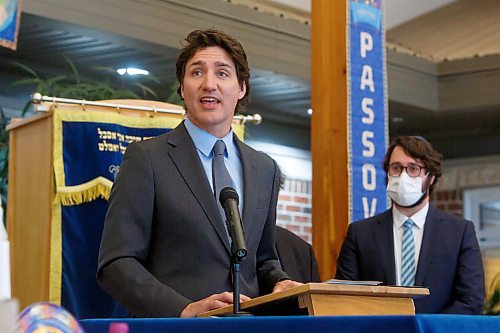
[311, 0, 348, 280]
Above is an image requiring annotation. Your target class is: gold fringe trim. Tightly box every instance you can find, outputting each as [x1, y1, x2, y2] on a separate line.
[55, 177, 113, 206]
[53, 110, 66, 190]
[49, 202, 62, 305]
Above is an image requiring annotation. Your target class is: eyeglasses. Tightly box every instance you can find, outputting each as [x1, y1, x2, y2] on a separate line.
[388, 163, 425, 178]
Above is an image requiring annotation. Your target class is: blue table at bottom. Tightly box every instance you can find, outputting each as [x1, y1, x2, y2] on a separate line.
[80, 315, 499, 333]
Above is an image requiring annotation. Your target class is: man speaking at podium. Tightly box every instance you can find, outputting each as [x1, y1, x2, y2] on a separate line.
[336, 136, 485, 314]
[97, 29, 300, 318]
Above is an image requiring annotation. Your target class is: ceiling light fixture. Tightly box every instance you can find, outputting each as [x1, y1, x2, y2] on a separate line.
[391, 116, 404, 123]
[116, 67, 150, 76]
[307, 108, 313, 115]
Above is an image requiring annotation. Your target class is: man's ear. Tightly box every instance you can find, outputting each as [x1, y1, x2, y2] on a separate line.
[180, 84, 185, 99]
[238, 82, 246, 100]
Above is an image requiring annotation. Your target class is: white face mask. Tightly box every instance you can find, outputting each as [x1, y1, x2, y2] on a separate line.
[387, 172, 426, 207]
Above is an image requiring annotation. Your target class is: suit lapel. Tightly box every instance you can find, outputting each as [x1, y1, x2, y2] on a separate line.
[234, 137, 258, 232]
[415, 206, 440, 286]
[373, 210, 397, 285]
[167, 123, 231, 253]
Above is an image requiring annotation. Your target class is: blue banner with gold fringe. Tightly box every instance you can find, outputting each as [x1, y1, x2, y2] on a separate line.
[0, 0, 21, 50]
[347, 0, 389, 223]
[51, 109, 181, 319]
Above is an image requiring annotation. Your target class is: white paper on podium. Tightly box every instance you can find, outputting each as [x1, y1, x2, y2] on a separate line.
[326, 278, 382, 286]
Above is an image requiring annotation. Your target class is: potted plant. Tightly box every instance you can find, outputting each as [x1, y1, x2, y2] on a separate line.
[0, 56, 177, 217]
[484, 272, 500, 315]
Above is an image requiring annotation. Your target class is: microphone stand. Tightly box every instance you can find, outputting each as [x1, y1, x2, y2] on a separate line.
[219, 187, 252, 316]
[229, 247, 252, 316]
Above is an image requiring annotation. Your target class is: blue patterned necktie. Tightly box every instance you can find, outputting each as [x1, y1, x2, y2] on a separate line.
[212, 140, 233, 232]
[401, 219, 416, 286]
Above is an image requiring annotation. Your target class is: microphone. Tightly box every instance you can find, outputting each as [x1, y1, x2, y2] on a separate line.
[219, 187, 247, 261]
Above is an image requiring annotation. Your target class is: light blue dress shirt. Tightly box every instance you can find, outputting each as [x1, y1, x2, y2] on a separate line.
[184, 118, 244, 214]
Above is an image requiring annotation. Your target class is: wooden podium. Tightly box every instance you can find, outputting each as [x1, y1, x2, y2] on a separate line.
[199, 283, 429, 317]
[7, 113, 54, 310]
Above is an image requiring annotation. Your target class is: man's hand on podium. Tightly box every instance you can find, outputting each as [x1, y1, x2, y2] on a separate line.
[272, 279, 303, 293]
[180, 292, 251, 318]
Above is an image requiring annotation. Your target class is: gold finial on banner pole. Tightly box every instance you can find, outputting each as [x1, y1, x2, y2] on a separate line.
[234, 114, 262, 125]
[32, 92, 42, 104]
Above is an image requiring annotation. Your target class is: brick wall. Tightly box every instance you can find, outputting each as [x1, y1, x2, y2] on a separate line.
[431, 155, 500, 218]
[276, 178, 312, 243]
[430, 189, 464, 217]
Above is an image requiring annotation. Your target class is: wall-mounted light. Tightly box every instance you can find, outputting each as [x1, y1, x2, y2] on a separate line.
[307, 108, 313, 115]
[116, 67, 150, 76]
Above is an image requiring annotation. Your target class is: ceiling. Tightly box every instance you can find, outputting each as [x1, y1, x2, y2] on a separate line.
[1, 0, 499, 158]
[386, 0, 500, 61]
[0, 4, 312, 125]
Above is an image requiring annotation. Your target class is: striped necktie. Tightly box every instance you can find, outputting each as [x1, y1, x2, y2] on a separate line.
[401, 219, 416, 286]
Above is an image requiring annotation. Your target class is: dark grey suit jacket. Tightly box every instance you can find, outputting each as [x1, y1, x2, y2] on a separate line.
[97, 122, 288, 317]
[336, 206, 485, 314]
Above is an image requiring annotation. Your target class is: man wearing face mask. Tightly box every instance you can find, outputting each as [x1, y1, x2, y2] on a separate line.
[335, 136, 485, 314]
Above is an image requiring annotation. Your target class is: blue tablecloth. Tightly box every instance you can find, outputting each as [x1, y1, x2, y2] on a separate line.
[80, 315, 499, 333]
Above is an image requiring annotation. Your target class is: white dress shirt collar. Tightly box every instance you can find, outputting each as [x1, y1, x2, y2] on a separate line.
[393, 202, 429, 230]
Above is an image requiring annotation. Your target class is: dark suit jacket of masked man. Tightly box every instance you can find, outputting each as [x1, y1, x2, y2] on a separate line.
[336, 206, 485, 314]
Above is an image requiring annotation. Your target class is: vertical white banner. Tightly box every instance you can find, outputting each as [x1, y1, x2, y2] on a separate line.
[0, 197, 11, 300]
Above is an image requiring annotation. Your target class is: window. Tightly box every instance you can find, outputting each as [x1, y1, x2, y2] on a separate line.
[464, 186, 500, 249]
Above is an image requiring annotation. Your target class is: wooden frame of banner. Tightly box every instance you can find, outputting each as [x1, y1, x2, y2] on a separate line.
[198, 283, 429, 317]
